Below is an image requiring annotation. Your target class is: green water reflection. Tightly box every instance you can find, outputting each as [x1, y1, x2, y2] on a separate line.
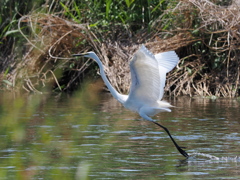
[0, 83, 240, 179]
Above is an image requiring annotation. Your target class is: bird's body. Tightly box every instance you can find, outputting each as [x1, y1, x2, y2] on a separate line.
[123, 46, 176, 117]
[73, 45, 189, 158]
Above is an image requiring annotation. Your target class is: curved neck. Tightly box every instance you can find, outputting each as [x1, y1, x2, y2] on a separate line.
[90, 54, 124, 103]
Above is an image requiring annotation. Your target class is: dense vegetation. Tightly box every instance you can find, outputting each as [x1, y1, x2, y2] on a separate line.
[0, 0, 239, 97]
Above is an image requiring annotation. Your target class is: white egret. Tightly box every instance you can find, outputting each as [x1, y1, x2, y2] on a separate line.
[73, 45, 188, 158]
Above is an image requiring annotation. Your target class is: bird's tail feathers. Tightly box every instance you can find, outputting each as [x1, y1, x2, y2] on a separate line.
[157, 100, 174, 108]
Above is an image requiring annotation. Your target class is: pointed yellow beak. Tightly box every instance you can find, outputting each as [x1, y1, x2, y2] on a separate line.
[72, 53, 87, 57]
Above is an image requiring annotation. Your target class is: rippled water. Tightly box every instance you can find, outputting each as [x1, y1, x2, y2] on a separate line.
[0, 87, 239, 179]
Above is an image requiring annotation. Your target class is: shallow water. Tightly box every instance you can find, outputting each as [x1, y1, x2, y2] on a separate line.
[0, 87, 239, 179]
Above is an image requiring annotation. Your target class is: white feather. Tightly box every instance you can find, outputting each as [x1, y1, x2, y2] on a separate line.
[75, 44, 188, 157]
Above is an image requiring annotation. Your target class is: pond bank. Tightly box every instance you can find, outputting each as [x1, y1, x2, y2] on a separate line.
[0, 0, 239, 97]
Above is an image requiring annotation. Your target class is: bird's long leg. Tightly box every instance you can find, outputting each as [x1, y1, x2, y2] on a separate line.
[139, 113, 189, 158]
[152, 121, 189, 158]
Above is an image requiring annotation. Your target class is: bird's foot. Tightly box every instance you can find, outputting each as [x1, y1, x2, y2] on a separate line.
[177, 147, 189, 158]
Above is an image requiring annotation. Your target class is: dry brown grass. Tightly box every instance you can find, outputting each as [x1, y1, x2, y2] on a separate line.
[10, 13, 91, 92]
[3, 0, 240, 97]
[187, 0, 240, 97]
[12, 11, 195, 94]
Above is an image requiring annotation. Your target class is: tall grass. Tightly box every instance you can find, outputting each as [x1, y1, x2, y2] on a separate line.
[0, 0, 239, 97]
[0, 0, 178, 92]
[59, 0, 179, 36]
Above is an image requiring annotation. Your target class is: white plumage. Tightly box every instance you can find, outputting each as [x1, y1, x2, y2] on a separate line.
[73, 45, 189, 158]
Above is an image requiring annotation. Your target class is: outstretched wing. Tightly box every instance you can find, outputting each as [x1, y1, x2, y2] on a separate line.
[128, 45, 179, 106]
[155, 51, 179, 100]
[128, 45, 161, 105]
[155, 51, 179, 73]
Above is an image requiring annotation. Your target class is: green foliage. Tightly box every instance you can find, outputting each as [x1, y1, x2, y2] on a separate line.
[0, 0, 45, 72]
[0, 0, 181, 66]
[59, 0, 177, 34]
[0, 0, 44, 40]
[0, 0, 239, 96]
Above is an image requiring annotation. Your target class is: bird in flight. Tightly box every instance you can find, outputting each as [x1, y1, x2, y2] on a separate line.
[73, 45, 188, 158]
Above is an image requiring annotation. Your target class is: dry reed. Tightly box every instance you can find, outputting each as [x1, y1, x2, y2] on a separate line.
[3, 0, 240, 97]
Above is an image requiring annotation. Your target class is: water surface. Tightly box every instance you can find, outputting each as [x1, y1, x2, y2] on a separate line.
[0, 87, 239, 179]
